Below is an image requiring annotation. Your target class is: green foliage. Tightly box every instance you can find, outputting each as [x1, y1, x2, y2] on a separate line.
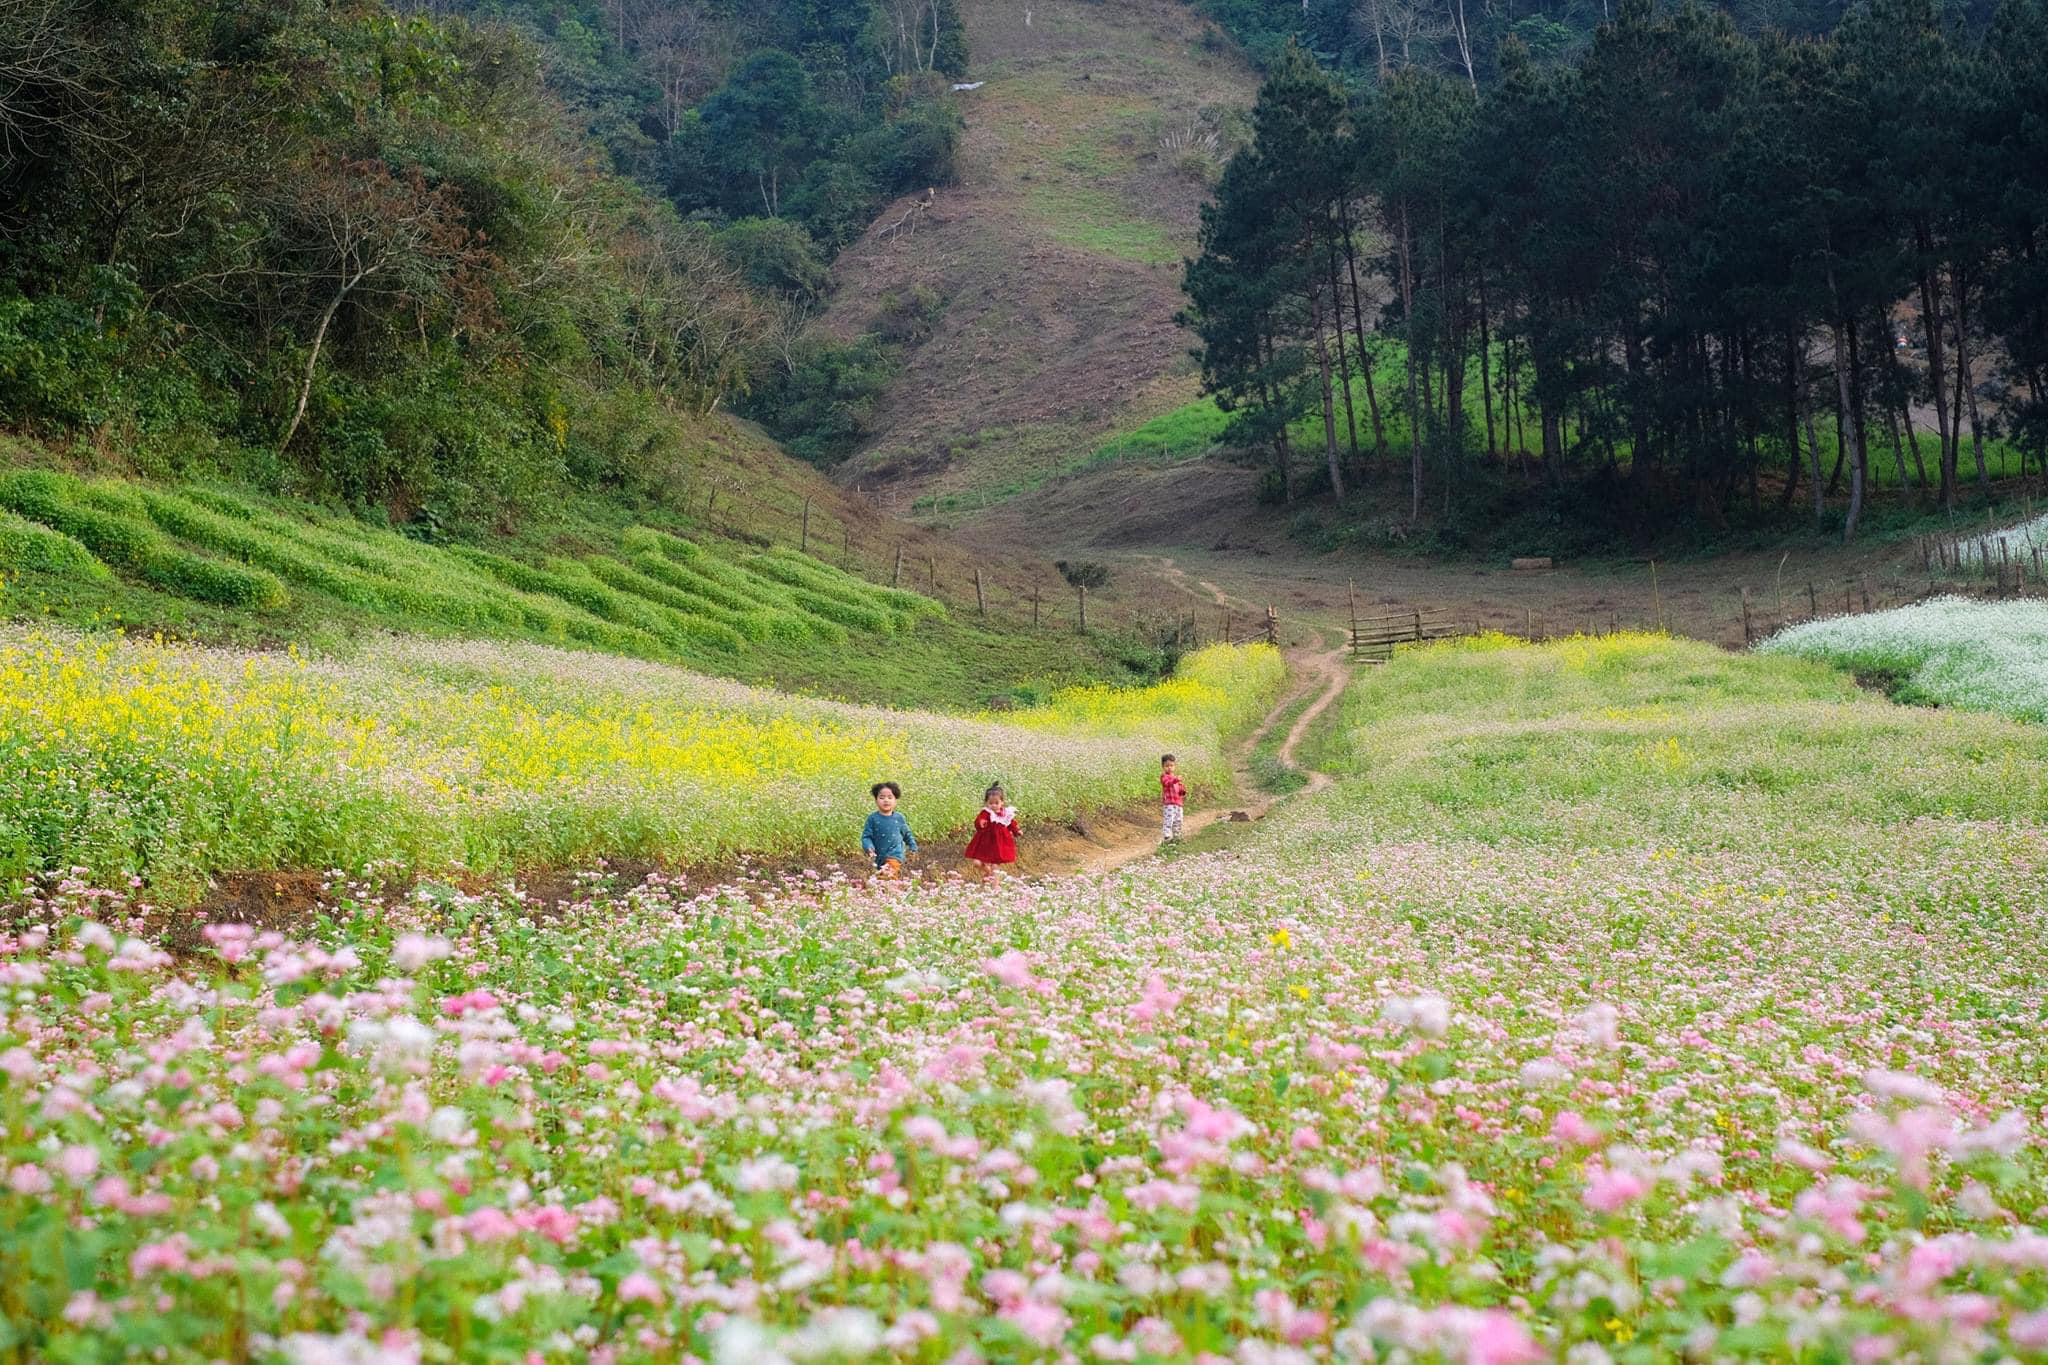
[0, 471, 289, 610]
[0, 513, 111, 583]
[742, 336, 899, 467]
[1186, 1, 2048, 542]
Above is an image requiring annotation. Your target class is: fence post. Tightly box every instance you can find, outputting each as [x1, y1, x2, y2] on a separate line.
[1412, 608, 1422, 642]
[1808, 582, 1818, 616]
[892, 544, 904, 588]
[842, 525, 851, 567]
[1741, 587, 1753, 644]
[927, 555, 936, 594]
[1222, 609, 1231, 644]
[1264, 606, 1278, 645]
[1078, 583, 1088, 633]
[1649, 559, 1662, 631]
[1860, 573, 1871, 612]
[800, 498, 811, 554]
[974, 568, 986, 615]
[1030, 588, 1042, 628]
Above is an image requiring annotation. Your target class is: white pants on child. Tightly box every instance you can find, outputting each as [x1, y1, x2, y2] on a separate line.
[1161, 804, 1184, 841]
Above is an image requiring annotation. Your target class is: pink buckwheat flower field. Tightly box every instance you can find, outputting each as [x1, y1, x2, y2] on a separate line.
[1, 632, 2044, 1363]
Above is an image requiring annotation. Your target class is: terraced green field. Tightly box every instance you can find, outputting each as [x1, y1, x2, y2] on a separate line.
[0, 470, 941, 664]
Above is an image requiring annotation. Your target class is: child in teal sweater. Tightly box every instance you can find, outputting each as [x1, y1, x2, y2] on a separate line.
[861, 781, 918, 875]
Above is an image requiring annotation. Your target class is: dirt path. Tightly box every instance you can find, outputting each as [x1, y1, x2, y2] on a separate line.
[1058, 638, 1351, 875]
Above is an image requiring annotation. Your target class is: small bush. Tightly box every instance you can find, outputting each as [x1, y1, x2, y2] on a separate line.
[0, 512, 113, 581]
[585, 557, 768, 641]
[136, 489, 380, 608]
[0, 470, 289, 610]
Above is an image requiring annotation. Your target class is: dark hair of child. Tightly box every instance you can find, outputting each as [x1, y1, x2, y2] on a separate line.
[984, 783, 1004, 803]
[1160, 753, 1176, 765]
[871, 781, 901, 799]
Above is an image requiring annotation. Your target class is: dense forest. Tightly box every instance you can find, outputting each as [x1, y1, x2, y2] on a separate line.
[1196, 0, 1995, 81]
[0, 0, 965, 530]
[1182, 0, 2048, 542]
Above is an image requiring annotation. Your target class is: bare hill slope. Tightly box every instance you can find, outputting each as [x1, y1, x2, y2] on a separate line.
[826, 0, 1257, 511]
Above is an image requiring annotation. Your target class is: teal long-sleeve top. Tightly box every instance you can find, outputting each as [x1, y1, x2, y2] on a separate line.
[861, 810, 917, 865]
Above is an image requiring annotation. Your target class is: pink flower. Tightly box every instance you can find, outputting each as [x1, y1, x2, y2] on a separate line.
[1583, 1166, 1649, 1214]
[55, 1145, 98, 1184]
[516, 1204, 578, 1245]
[462, 1207, 519, 1243]
[616, 1271, 663, 1306]
[391, 934, 451, 972]
[129, 1236, 191, 1277]
[2010, 1310, 2048, 1351]
[984, 950, 1051, 994]
[1000, 1298, 1068, 1347]
[1464, 1310, 1544, 1365]
[7, 1163, 52, 1195]
[1550, 1111, 1602, 1147]
[1129, 974, 1183, 1023]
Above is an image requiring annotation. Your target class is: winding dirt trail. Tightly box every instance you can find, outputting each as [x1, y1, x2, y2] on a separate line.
[1060, 639, 1351, 876]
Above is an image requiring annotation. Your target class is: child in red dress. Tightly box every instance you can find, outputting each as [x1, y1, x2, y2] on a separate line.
[963, 784, 1020, 879]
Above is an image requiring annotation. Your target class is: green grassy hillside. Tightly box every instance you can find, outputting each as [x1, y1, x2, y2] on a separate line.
[0, 426, 1173, 707]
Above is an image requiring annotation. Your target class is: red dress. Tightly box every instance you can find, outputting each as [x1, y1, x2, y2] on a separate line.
[963, 806, 1020, 864]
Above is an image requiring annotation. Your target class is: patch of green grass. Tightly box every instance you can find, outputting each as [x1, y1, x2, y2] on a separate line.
[1246, 689, 1313, 796]
[1025, 185, 1180, 265]
[1320, 631, 2048, 846]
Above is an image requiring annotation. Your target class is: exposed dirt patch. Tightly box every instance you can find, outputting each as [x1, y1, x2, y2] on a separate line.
[826, 0, 1258, 507]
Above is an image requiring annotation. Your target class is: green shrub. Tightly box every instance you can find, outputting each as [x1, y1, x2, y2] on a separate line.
[621, 526, 703, 562]
[0, 512, 113, 581]
[546, 558, 745, 654]
[628, 551, 774, 613]
[136, 489, 381, 607]
[783, 585, 895, 634]
[0, 470, 289, 610]
[585, 556, 768, 640]
[761, 548, 942, 619]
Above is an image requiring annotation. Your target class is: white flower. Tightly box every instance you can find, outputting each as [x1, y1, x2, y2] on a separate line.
[1380, 994, 1451, 1038]
[735, 1154, 800, 1193]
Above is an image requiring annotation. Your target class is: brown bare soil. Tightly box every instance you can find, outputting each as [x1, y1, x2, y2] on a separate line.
[825, 0, 1257, 506]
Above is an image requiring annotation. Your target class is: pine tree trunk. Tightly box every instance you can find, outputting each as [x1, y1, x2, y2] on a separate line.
[1836, 306, 1865, 543]
[1339, 198, 1389, 459]
[1313, 292, 1347, 500]
[1795, 337, 1824, 523]
[1399, 203, 1422, 520]
[1916, 248, 1957, 510]
[1325, 243, 1361, 462]
[1954, 280, 1989, 489]
[1478, 273, 1497, 460]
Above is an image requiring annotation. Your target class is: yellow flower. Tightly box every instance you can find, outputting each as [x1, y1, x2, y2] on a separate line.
[1291, 984, 1310, 1000]
[1268, 929, 1292, 950]
[1605, 1317, 1634, 1344]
